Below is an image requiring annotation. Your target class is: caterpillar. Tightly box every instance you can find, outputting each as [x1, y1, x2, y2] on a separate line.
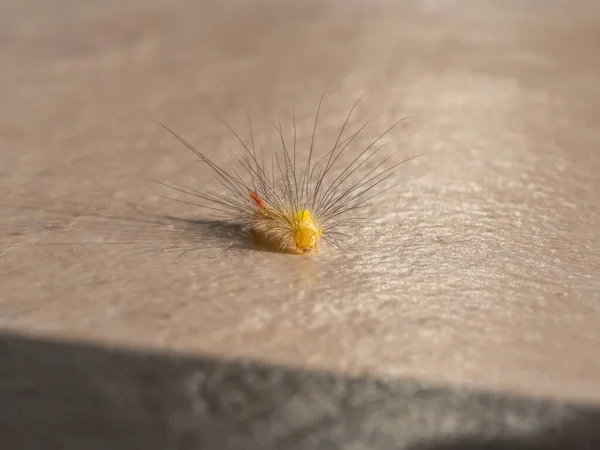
[157, 95, 420, 254]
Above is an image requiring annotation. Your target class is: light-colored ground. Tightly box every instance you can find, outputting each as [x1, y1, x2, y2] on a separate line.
[1, 0, 599, 403]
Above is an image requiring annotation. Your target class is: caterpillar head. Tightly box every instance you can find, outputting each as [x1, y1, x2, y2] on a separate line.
[292, 209, 322, 254]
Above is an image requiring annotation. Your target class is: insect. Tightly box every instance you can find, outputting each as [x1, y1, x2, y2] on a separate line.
[157, 95, 420, 254]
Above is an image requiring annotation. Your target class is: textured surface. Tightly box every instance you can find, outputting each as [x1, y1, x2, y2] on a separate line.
[1, 0, 600, 422]
[2, 332, 600, 450]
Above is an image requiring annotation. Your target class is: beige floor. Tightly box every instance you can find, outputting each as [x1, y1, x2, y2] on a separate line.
[1, 0, 599, 404]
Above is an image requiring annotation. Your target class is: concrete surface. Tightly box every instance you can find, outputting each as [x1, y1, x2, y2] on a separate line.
[2, 332, 600, 449]
[1, 0, 600, 444]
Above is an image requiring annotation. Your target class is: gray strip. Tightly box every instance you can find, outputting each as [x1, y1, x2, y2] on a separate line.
[1, 332, 599, 450]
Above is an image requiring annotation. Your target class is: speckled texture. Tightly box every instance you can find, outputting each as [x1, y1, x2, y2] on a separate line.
[2, 332, 600, 449]
[1, 0, 600, 412]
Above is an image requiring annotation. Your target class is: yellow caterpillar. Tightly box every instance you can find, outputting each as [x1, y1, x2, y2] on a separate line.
[158, 96, 420, 254]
